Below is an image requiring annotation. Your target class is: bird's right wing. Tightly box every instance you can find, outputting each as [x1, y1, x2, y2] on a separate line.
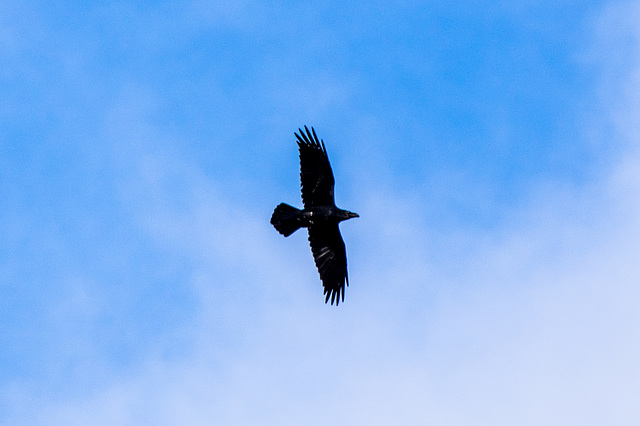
[296, 126, 335, 208]
[307, 223, 348, 305]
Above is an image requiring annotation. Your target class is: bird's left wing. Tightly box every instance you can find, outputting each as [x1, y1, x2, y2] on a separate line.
[307, 223, 349, 305]
[296, 126, 335, 208]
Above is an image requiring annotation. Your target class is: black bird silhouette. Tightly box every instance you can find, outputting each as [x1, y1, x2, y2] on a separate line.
[271, 126, 359, 305]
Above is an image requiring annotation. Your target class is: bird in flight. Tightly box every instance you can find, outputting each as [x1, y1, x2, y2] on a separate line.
[271, 126, 359, 305]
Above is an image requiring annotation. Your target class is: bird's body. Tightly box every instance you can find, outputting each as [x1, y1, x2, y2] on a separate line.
[271, 126, 358, 305]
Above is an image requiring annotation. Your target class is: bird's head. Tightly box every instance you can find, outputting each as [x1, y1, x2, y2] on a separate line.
[337, 209, 359, 222]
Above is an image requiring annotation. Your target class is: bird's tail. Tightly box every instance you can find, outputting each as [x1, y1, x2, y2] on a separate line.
[271, 203, 303, 237]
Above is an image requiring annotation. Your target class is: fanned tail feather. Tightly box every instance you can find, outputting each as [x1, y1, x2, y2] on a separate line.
[270, 203, 303, 237]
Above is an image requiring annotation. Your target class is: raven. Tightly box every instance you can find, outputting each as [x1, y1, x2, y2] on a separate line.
[271, 126, 358, 305]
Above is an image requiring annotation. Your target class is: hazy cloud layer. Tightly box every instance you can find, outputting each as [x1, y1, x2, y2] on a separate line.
[2, 1, 640, 425]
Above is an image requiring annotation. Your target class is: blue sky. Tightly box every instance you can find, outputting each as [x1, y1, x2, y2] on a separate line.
[2, 1, 640, 424]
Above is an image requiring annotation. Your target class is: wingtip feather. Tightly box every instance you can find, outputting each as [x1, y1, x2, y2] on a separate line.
[295, 126, 326, 153]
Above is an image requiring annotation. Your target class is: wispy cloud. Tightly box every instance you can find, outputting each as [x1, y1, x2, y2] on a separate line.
[3, 1, 640, 425]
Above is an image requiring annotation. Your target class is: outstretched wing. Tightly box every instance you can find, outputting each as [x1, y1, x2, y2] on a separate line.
[295, 126, 335, 208]
[307, 223, 349, 305]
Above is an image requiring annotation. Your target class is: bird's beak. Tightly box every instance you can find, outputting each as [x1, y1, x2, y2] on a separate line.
[349, 212, 359, 218]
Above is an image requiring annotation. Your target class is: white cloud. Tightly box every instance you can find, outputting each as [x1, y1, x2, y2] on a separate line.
[4, 2, 640, 425]
[25, 105, 640, 426]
